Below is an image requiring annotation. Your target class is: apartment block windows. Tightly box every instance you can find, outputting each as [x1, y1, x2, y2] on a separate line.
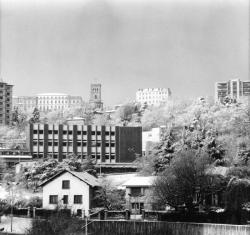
[74, 195, 82, 204]
[62, 180, 70, 189]
[49, 195, 58, 204]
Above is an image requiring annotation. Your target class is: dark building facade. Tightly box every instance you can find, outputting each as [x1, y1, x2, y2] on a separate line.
[26, 124, 142, 163]
[0, 80, 13, 125]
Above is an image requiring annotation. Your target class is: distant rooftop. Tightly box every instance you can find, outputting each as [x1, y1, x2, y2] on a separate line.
[137, 88, 170, 92]
[37, 93, 68, 96]
[123, 176, 156, 187]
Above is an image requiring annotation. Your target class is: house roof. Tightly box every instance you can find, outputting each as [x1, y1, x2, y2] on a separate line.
[40, 170, 100, 187]
[123, 176, 156, 187]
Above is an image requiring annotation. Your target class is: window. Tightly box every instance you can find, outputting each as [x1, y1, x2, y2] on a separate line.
[74, 195, 82, 204]
[62, 195, 68, 204]
[131, 187, 143, 197]
[62, 180, 70, 189]
[49, 195, 58, 204]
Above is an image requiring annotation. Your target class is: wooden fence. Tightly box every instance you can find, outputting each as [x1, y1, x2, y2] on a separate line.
[87, 220, 250, 235]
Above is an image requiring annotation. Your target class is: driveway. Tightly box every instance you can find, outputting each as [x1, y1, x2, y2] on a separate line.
[0, 216, 32, 234]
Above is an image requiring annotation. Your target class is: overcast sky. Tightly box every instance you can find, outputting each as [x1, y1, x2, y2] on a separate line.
[0, 0, 248, 105]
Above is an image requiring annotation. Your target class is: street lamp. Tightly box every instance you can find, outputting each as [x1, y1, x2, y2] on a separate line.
[7, 182, 19, 232]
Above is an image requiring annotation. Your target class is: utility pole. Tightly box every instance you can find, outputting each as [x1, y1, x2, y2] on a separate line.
[85, 215, 88, 235]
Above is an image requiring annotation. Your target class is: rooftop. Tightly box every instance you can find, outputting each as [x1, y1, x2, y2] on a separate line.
[123, 176, 156, 187]
[37, 93, 68, 96]
[40, 170, 100, 187]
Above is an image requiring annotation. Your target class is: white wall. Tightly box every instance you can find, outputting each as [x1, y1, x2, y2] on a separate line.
[142, 127, 161, 152]
[42, 172, 90, 215]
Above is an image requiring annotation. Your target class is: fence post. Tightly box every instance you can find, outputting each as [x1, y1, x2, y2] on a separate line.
[27, 207, 31, 217]
[33, 207, 36, 218]
[141, 209, 145, 220]
[125, 209, 130, 220]
[82, 209, 85, 219]
[104, 210, 108, 220]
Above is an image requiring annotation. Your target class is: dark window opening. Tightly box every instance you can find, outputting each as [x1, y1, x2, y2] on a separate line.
[62, 180, 70, 189]
[62, 195, 68, 204]
[49, 195, 58, 204]
[74, 195, 82, 204]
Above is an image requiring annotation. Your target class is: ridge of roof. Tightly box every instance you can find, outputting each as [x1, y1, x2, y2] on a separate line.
[39, 169, 99, 187]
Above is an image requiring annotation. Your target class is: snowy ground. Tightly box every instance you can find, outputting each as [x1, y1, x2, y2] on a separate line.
[0, 216, 32, 234]
[0, 185, 42, 200]
[100, 173, 138, 189]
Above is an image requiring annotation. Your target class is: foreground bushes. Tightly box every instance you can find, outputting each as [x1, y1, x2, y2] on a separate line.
[26, 210, 84, 235]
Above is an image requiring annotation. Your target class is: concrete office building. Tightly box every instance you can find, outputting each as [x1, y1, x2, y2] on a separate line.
[136, 88, 171, 106]
[13, 96, 37, 111]
[0, 80, 13, 125]
[26, 124, 142, 163]
[215, 79, 250, 102]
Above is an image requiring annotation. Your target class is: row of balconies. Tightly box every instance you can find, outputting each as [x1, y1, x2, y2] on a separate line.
[33, 146, 116, 153]
[33, 134, 116, 141]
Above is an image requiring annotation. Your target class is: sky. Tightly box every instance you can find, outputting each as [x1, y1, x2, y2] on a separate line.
[0, 0, 249, 105]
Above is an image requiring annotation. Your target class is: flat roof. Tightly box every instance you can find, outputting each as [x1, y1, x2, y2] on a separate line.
[0, 155, 32, 159]
[123, 176, 156, 187]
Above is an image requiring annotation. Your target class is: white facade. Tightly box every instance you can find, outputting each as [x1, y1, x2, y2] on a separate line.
[123, 176, 157, 212]
[37, 93, 82, 112]
[215, 79, 250, 102]
[142, 126, 166, 153]
[136, 88, 171, 106]
[42, 171, 99, 215]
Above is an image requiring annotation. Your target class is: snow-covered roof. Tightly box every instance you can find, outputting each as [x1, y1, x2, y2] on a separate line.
[69, 171, 99, 187]
[123, 176, 156, 187]
[0, 155, 32, 159]
[40, 170, 100, 187]
[37, 93, 68, 96]
[206, 166, 229, 177]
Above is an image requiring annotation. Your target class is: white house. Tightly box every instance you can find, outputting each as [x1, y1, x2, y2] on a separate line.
[40, 170, 99, 216]
[123, 176, 157, 214]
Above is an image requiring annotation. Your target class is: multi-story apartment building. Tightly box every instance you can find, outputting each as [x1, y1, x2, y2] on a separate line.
[136, 88, 171, 106]
[215, 79, 250, 102]
[13, 96, 37, 112]
[0, 80, 13, 125]
[26, 124, 142, 163]
[37, 93, 83, 112]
